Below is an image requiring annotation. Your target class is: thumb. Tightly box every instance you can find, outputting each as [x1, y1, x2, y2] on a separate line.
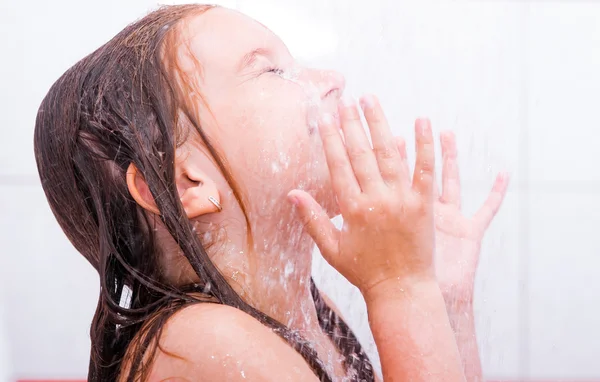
[287, 189, 340, 264]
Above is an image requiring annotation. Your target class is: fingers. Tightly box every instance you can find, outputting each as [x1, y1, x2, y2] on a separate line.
[412, 118, 436, 197]
[338, 97, 383, 192]
[394, 136, 410, 185]
[287, 190, 340, 265]
[473, 172, 510, 229]
[359, 95, 403, 185]
[318, 113, 361, 200]
[440, 131, 461, 207]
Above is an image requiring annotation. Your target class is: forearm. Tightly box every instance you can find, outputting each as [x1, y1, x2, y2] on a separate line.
[365, 279, 466, 382]
[445, 300, 483, 382]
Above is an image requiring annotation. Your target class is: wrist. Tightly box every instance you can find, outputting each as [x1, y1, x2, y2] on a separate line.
[362, 275, 440, 307]
[444, 298, 476, 332]
[443, 289, 475, 313]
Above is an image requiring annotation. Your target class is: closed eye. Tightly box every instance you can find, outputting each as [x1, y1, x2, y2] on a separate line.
[265, 67, 284, 76]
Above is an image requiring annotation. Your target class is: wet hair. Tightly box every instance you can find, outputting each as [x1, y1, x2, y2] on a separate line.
[33, 4, 374, 382]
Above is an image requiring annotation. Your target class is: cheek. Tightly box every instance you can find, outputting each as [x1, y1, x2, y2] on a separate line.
[215, 82, 330, 189]
[245, 92, 311, 152]
[218, 113, 305, 185]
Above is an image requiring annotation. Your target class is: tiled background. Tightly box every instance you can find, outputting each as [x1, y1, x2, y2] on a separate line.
[1, 0, 599, 381]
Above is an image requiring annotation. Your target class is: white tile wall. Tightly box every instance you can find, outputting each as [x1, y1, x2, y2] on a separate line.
[524, 2, 600, 379]
[0, 185, 99, 379]
[0, 0, 160, 178]
[526, 2, 600, 186]
[527, 191, 600, 379]
[1, 0, 599, 380]
[0, 300, 12, 382]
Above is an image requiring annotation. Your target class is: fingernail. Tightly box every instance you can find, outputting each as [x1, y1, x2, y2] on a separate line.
[418, 118, 431, 135]
[288, 194, 300, 206]
[359, 94, 376, 110]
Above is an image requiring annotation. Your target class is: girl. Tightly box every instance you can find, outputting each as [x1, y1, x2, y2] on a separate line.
[34, 4, 508, 381]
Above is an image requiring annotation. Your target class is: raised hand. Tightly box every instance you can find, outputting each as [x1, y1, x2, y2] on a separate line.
[433, 132, 509, 305]
[288, 95, 466, 381]
[288, 96, 437, 296]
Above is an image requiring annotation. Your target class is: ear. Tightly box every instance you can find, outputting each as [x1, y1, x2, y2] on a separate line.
[126, 163, 160, 215]
[176, 164, 222, 218]
[126, 163, 223, 218]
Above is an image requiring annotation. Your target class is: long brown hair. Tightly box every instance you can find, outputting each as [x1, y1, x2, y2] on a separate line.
[33, 4, 374, 381]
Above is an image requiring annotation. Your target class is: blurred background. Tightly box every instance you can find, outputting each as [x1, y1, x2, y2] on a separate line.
[1, 0, 599, 381]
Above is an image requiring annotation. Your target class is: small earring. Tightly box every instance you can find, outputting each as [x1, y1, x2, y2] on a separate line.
[208, 196, 222, 212]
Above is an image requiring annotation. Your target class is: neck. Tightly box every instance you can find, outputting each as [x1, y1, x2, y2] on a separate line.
[211, 195, 321, 332]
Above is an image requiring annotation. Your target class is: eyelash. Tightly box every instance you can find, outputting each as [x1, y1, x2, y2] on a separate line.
[265, 67, 284, 75]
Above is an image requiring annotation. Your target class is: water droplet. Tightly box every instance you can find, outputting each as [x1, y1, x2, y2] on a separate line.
[271, 161, 281, 173]
[284, 261, 294, 277]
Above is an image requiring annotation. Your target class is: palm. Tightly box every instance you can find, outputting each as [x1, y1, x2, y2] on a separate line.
[431, 132, 509, 302]
[434, 202, 482, 298]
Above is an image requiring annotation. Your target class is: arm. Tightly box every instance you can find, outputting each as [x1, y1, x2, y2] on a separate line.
[365, 279, 466, 382]
[291, 99, 467, 381]
[322, 289, 466, 382]
[433, 131, 510, 382]
[446, 300, 482, 382]
[322, 281, 478, 382]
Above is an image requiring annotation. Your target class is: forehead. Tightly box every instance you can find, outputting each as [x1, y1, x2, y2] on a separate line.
[178, 7, 283, 74]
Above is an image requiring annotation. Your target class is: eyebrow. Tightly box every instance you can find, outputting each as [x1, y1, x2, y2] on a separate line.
[237, 48, 270, 72]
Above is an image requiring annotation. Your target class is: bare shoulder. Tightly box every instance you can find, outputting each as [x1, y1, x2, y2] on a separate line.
[143, 303, 319, 382]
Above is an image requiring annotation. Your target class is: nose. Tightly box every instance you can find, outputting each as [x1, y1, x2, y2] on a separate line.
[312, 69, 346, 100]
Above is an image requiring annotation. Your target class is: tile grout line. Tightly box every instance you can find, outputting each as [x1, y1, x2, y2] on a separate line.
[518, 1, 531, 379]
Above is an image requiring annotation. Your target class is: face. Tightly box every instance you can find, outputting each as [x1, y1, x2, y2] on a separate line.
[174, 7, 346, 217]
